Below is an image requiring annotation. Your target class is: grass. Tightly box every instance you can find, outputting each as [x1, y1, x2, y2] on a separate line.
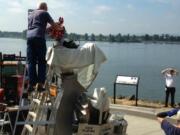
[110, 97, 173, 109]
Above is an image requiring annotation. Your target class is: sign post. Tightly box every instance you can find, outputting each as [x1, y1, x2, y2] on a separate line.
[113, 75, 139, 106]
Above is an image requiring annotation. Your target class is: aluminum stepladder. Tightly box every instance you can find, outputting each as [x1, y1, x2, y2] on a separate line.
[21, 86, 55, 135]
[0, 110, 13, 135]
[12, 65, 56, 135]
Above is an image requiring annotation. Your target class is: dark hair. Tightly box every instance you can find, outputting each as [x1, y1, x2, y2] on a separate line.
[38, 2, 47, 10]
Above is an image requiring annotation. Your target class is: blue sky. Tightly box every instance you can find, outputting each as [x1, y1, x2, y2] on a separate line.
[0, 0, 180, 35]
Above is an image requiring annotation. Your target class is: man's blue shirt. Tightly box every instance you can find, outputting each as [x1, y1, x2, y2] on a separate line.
[27, 9, 53, 39]
[161, 120, 180, 135]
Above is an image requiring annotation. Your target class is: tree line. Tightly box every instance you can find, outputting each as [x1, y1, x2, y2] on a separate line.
[0, 30, 180, 43]
[0, 31, 23, 38]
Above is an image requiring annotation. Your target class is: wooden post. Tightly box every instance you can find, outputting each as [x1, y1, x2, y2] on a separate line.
[114, 83, 116, 104]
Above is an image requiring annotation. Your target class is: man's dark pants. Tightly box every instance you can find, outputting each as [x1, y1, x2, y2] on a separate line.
[165, 86, 175, 107]
[27, 37, 47, 87]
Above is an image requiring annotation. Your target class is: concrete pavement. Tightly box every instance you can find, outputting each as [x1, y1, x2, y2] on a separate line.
[125, 114, 164, 135]
[37, 104, 174, 135]
[110, 104, 176, 135]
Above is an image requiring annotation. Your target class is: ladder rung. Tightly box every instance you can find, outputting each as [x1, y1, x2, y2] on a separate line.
[16, 121, 55, 125]
[33, 99, 41, 105]
[19, 105, 52, 110]
[24, 124, 33, 133]
[14, 105, 49, 111]
[0, 120, 11, 125]
[29, 111, 37, 119]
[19, 105, 30, 110]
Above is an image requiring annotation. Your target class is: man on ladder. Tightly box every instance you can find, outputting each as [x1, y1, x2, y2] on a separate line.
[13, 2, 57, 135]
[26, 2, 56, 93]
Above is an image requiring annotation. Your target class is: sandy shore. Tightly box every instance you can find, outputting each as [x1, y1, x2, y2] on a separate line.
[110, 97, 177, 109]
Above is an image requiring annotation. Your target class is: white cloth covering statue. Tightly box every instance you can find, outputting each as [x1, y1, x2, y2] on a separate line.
[46, 42, 107, 135]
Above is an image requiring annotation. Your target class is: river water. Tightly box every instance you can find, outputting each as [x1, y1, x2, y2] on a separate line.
[0, 38, 180, 102]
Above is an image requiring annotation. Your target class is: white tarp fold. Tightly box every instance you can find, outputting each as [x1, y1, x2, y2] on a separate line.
[46, 42, 107, 89]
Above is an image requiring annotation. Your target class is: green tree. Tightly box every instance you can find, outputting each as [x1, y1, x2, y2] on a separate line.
[115, 33, 123, 42]
[108, 34, 115, 42]
[68, 33, 80, 41]
[123, 34, 130, 42]
[84, 33, 89, 41]
[144, 34, 150, 41]
[165, 34, 170, 41]
[97, 34, 104, 41]
[152, 34, 160, 41]
[90, 33, 95, 41]
[22, 30, 27, 39]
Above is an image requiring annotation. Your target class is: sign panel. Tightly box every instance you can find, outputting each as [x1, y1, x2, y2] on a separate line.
[116, 75, 138, 85]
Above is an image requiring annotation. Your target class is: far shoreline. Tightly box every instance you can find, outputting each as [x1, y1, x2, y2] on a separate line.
[0, 37, 180, 45]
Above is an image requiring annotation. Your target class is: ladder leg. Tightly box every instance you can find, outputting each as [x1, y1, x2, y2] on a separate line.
[32, 92, 47, 134]
[0, 112, 6, 133]
[7, 112, 13, 134]
[14, 66, 56, 135]
[13, 65, 27, 135]
[21, 101, 36, 135]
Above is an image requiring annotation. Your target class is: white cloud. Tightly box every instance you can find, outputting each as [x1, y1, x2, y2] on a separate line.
[7, 8, 23, 13]
[118, 18, 126, 23]
[155, 0, 169, 4]
[8, 1, 23, 9]
[45, 0, 67, 9]
[6, 1, 24, 13]
[93, 5, 111, 15]
[8, 1, 21, 7]
[148, 0, 180, 5]
[127, 4, 134, 10]
[91, 20, 105, 24]
[0, 0, 179, 34]
[149, 0, 169, 4]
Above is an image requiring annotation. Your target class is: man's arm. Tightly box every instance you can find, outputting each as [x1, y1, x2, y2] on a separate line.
[156, 108, 180, 123]
[156, 109, 179, 119]
[45, 11, 59, 33]
[156, 110, 180, 134]
[48, 21, 58, 28]
[166, 108, 179, 117]
[156, 111, 167, 123]
[44, 11, 59, 29]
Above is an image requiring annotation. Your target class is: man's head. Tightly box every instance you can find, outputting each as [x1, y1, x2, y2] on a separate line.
[37, 2, 48, 11]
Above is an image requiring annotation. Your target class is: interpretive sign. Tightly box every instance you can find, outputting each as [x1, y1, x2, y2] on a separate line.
[116, 76, 138, 85]
[114, 75, 139, 106]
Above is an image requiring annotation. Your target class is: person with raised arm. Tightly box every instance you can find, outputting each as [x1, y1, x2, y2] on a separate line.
[27, 2, 56, 92]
